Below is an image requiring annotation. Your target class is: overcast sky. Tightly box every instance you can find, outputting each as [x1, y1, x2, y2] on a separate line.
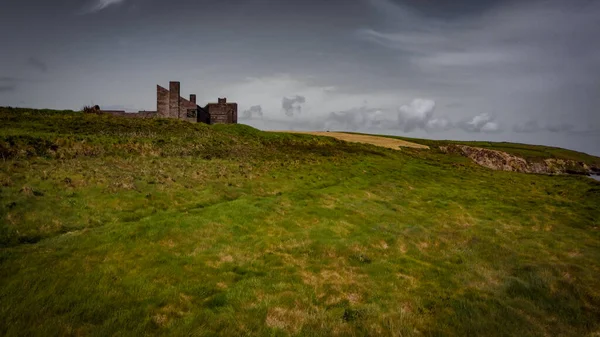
[1, 0, 599, 155]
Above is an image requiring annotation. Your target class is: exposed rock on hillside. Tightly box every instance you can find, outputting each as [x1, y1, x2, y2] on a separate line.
[440, 144, 599, 175]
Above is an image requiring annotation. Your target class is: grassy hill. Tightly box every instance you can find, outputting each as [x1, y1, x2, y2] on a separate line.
[344, 132, 600, 166]
[1, 107, 600, 336]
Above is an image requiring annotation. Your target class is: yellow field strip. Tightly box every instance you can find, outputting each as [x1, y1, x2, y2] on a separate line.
[269, 131, 429, 150]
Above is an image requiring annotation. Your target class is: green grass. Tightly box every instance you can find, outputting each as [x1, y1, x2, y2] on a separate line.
[344, 131, 600, 165]
[1, 107, 600, 336]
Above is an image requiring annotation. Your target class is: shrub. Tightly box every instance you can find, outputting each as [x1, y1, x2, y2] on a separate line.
[82, 105, 101, 114]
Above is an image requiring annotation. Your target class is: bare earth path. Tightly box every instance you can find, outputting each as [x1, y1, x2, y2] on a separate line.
[270, 131, 429, 150]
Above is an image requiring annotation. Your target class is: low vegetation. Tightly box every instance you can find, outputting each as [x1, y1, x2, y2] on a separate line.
[82, 105, 101, 114]
[347, 132, 600, 166]
[1, 107, 600, 336]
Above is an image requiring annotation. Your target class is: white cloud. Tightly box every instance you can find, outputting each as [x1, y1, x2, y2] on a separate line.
[397, 98, 436, 132]
[460, 113, 501, 133]
[213, 74, 407, 129]
[399, 98, 435, 119]
[82, 0, 127, 14]
[418, 51, 520, 68]
[426, 117, 452, 132]
[220, 75, 466, 133]
[481, 122, 500, 133]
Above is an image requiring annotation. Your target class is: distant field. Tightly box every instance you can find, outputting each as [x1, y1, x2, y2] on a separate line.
[344, 132, 600, 165]
[270, 131, 429, 150]
[1, 107, 600, 336]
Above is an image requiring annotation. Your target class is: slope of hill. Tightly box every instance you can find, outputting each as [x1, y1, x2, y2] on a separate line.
[345, 132, 600, 165]
[343, 132, 600, 175]
[1, 107, 600, 336]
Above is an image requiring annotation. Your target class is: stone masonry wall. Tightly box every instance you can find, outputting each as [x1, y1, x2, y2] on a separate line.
[157, 85, 169, 118]
[169, 81, 180, 118]
[102, 82, 237, 125]
[205, 102, 238, 124]
[179, 96, 198, 123]
[198, 107, 210, 124]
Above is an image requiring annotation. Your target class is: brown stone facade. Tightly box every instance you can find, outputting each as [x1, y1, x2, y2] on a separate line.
[100, 81, 237, 124]
[204, 98, 238, 124]
[168, 81, 180, 118]
[157, 85, 169, 118]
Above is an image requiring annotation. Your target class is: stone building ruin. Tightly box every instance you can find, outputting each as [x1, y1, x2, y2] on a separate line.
[100, 81, 237, 124]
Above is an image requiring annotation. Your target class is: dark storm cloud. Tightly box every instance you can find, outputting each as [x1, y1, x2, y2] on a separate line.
[0, 0, 598, 155]
[385, 0, 509, 18]
[0, 84, 16, 93]
[546, 123, 575, 133]
[513, 120, 541, 133]
[513, 120, 575, 133]
[0, 77, 18, 93]
[325, 106, 392, 131]
[282, 96, 306, 117]
[26, 57, 48, 73]
[241, 105, 263, 119]
[359, 0, 600, 136]
[0, 76, 18, 81]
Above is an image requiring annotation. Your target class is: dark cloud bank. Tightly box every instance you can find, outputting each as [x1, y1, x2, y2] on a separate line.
[1, 0, 599, 155]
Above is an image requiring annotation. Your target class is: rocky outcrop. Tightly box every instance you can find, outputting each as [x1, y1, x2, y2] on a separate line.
[439, 144, 599, 175]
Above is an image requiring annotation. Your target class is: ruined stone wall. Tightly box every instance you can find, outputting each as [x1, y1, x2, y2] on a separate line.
[157, 85, 169, 118]
[141, 82, 239, 124]
[179, 96, 198, 123]
[197, 107, 210, 124]
[205, 102, 238, 124]
[232, 103, 238, 123]
[169, 81, 180, 118]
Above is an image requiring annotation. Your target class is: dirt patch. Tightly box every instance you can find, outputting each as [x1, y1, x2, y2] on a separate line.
[265, 307, 307, 334]
[271, 131, 429, 150]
